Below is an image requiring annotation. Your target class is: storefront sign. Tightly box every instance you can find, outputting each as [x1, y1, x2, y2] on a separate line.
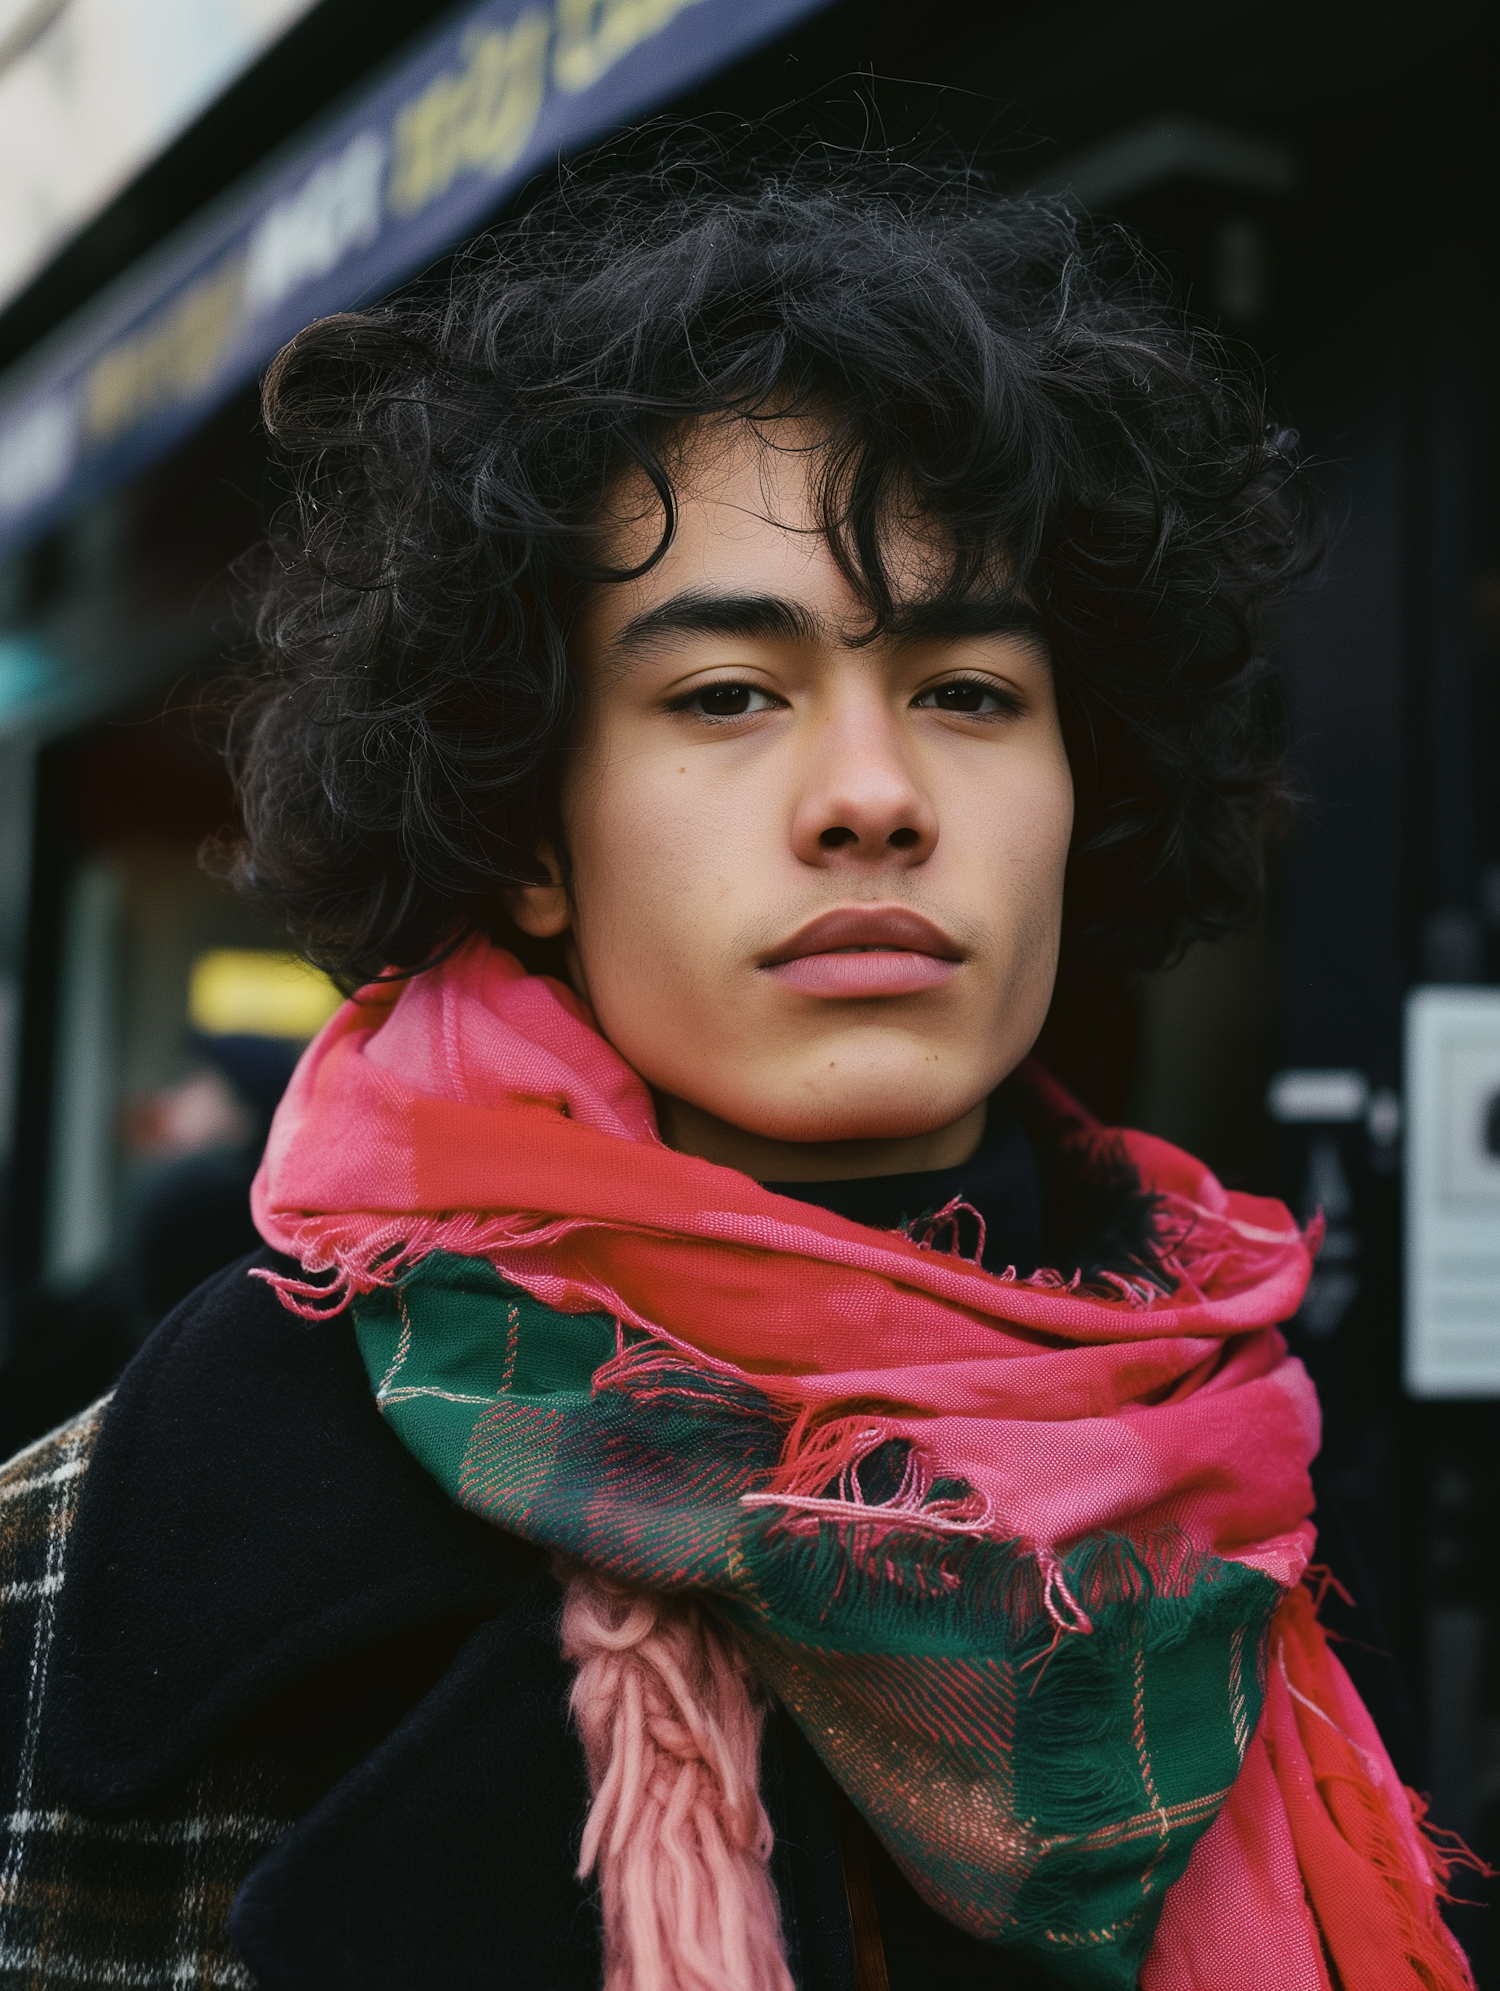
[0, 0, 827, 561]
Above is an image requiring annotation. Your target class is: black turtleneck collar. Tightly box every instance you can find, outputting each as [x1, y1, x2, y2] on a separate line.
[764, 1104, 1042, 1275]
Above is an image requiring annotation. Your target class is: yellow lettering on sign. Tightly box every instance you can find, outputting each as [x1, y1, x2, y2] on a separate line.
[388, 12, 551, 218]
[553, 0, 709, 95]
[84, 260, 246, 444]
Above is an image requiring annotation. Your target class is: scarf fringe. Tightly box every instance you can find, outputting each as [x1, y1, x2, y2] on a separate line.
[1372, 1793, 1481, 1991]
[1408, 1789, 1493, 1904]
[1270, 1586, 1480, 1991]
[249, 1210, 600, 1317]
[594, 1349, 1243, 1642]
[560, 1563, 793, 1991]
[251, 1194, 1208, 1327]
[742, 1405, 995, 1537]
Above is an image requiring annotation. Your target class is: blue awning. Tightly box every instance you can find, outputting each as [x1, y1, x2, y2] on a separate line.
[0, 0, 829, 563]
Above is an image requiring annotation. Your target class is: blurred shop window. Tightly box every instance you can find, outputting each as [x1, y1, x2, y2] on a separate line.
[188, 945, 341, 1040]
[125, 1064, 254, 1162]
[43, 857, 122, 1288]
[0, 699, 338, 1453]
[122, 948, 338, 1322]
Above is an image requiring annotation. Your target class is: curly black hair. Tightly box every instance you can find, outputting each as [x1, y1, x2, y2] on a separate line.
[220, 135, 1321, 987]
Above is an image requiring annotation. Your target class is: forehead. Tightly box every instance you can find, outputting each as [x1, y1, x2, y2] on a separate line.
[591, 415, 948, 623]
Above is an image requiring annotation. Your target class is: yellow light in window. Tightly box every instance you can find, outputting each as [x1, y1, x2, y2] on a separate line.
[188, 949, 342, 1041]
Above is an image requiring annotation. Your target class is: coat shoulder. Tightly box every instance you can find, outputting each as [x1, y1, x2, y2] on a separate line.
[0, 1397, 294, 1988]
[0, 1398, 106, 1617]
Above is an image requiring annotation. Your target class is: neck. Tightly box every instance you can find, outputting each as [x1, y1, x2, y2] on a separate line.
[651, 1095, 988, 1182]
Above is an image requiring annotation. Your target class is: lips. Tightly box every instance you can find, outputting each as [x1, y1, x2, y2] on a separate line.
[761, 905, 964, 998]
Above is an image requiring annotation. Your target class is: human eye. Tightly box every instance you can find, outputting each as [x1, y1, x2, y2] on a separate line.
[912, 677, 1024, 717]
[667, 680, 784, 720]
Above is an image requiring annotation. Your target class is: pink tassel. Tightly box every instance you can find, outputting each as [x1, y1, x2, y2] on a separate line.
[559, 1564, 795, 1991]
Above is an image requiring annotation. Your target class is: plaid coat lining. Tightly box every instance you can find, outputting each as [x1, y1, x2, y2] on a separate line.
[0, 1406, 297, 1990]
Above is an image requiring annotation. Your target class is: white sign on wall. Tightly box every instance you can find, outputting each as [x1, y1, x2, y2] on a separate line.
[1406, 987, 1500, 1397]
[0, 0, 317, 317]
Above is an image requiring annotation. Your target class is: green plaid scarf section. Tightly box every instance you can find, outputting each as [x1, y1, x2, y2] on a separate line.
[0, 1408, 297, 1990]
[356, 1251, 1280, 1991]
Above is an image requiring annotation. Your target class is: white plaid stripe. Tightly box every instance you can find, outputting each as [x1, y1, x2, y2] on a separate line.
[0, 1949, 255, 1988]
[1, 1815, 287, 1848]
[0, 1406, 102, 1930]
[0, 1462, 88, 1509]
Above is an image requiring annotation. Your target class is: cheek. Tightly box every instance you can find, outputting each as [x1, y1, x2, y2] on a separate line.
[560, 750, 724, 990]
[985, 743, 1075, 913]
[1042, 752, 1076, 888]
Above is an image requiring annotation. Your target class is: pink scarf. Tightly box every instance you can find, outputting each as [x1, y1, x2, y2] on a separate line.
[253, 940, 1474, 1989]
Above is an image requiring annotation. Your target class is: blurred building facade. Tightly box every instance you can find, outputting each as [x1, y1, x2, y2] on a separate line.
[1, 0, 1499, 1971]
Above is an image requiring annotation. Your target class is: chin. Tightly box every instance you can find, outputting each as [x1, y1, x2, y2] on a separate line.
[719, 1083, 978, 1147]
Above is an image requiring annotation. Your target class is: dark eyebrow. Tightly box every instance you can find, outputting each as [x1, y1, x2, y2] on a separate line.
[610, 591, 823, 658]
[884, 596, 1051, 652]
[606, 588, 1049, 666]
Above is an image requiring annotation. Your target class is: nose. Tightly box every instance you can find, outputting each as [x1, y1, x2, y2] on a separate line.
[788, 696, 939, 869]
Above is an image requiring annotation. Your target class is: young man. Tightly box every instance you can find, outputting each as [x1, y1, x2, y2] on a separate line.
[0, 150, 1474, 1991]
